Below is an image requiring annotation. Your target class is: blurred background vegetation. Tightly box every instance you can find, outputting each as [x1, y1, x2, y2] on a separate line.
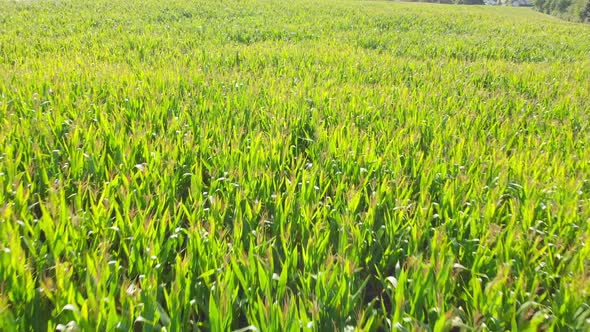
[398, 0, 590, 22]
[534, 0, 590, 22]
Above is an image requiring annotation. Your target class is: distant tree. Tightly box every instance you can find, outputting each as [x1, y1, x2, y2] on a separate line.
[582, 0, 590, 21]
[456, 0, 484, 4]
[556, 0, 571, 12]
[535, 0, 547, 11]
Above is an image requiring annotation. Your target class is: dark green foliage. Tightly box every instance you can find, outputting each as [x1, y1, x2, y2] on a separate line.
[582, 0, 590, 20]
[456, 0, 485, 4]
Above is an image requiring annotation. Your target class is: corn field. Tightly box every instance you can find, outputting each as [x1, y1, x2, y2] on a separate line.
[1, 0, 590, 331]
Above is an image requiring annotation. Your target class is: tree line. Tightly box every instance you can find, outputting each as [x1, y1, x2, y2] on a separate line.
[534, 0, 590, 22]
